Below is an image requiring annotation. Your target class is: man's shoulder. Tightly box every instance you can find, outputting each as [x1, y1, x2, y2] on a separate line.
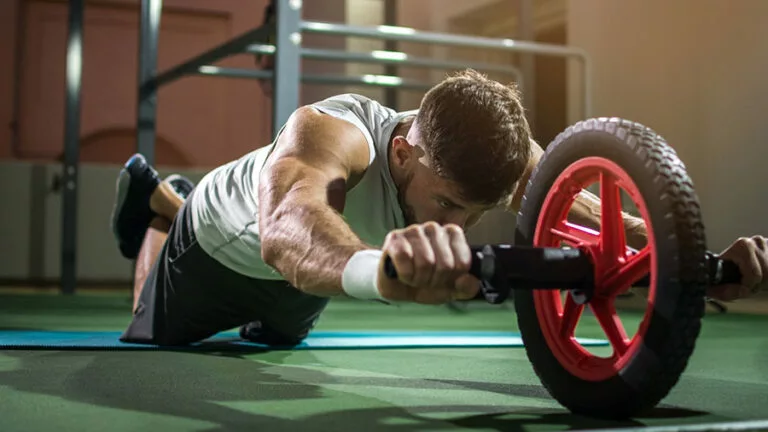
[312, 93, 420, 124]
[313, 93, 393, 111]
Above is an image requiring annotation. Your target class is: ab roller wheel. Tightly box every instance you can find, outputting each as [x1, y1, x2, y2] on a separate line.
[515, 118, 710, 418]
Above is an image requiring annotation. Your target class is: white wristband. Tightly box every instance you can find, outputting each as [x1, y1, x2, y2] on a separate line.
[342, 249, 386, 301]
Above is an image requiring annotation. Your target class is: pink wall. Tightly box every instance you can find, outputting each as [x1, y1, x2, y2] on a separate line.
[1, 0, 345, 169]
[395, 0, 433, 110]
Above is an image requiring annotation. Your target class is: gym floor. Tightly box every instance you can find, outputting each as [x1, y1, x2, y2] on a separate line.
[1, 289, 767, 432]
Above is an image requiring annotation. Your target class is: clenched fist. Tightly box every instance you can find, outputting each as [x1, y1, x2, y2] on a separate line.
[708, 236, 768, 301]
[378, 222, 481, 304]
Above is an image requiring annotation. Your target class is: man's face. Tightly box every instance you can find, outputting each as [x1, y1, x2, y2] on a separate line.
[394, 142, 493, 229]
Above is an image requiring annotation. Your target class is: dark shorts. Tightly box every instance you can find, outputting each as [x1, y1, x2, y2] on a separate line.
[120, 190, 330, 346]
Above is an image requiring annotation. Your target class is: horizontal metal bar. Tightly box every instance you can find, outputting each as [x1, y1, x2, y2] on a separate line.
[197, 66, 272, 80]
[300, 21, 588, 59]
[195, 66, 435, 90]
[303, 72, 433, 90]
[246, 44, 523, 80]
[144, 23, 274, 93]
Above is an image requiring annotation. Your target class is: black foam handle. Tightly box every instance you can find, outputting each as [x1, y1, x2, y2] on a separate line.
[383, 251, 485, 280]
[384, 256, 398, 279]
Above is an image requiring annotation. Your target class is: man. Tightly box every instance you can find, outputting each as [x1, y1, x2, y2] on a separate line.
[112, 70, 767, 346]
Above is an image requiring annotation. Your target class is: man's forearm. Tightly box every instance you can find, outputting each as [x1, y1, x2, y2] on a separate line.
[569, 189, 647, 250]
[260, 198, 370, 297]
[256, 104, 378, 297]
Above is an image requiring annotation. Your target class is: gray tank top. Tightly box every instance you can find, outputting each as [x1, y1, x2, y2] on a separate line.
[190, 94, 415, 280]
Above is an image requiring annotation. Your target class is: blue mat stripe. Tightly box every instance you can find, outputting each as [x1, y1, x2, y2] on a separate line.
[0, 330, 608, 351]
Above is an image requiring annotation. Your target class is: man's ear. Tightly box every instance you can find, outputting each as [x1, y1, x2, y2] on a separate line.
[391, 136, 414, 169]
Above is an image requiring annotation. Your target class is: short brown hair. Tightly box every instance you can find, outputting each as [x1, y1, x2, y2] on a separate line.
[415, 69, 531, 206]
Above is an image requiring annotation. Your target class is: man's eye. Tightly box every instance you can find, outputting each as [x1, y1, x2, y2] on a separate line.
[438, 199, 451, 209]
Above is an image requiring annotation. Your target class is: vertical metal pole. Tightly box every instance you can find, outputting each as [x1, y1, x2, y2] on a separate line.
[137, 0, 163, 165]
[518, 0, 536, 131]
[11, 0, 27, 157]
[383, 0, 398, 109]
[61, 0, 84, 295]
[272, 0, 302, 138]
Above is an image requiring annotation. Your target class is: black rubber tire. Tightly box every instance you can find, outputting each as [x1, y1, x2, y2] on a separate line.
[514, 118, 708, 419]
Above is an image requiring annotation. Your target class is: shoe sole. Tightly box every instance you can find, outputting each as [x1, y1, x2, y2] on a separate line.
[110, 168, 131, 243]
[164, 174, 195, 199]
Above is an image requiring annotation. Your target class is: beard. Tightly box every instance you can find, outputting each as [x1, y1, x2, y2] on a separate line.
[396, 171, 417, 226]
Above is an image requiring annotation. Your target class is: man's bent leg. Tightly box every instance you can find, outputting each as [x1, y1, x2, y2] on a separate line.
[128, 175, 194, 312]
[132, 217, 170, 312]
[118, 172, 197, 344]
[121, 189, 242, 346]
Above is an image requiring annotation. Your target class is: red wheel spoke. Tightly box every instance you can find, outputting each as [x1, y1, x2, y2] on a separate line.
[603, 246, 652, 296]
[551, 221, 600, 247]
[560, 293, 584, 338]
[590, 298, 630, 356]
[599, 171, 627, 264]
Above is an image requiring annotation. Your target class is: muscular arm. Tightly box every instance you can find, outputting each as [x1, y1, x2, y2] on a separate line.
[507, 139, 647, 249]
[259, 107, 372, 297]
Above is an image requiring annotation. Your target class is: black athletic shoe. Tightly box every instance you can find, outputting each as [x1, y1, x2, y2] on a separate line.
[110, 154, 162, 259]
